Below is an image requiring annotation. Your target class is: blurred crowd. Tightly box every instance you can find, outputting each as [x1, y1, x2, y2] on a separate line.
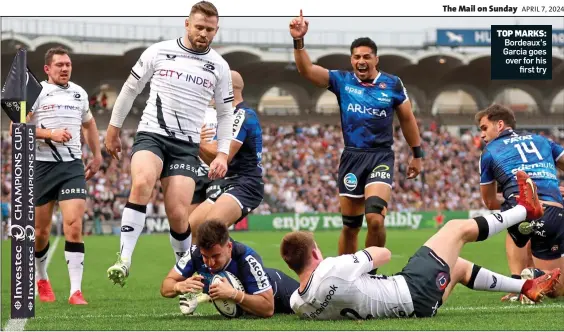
[1, 123, 564, 224]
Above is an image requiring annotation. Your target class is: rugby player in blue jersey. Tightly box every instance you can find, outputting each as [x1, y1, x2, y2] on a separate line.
[477, 104, 564, 298]
[161, 220, 298, 317]
[188, 70, 264, 238]
[289, 11, 423, 256]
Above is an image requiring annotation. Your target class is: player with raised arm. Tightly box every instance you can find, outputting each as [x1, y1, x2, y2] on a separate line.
[104, 1, 234, 287]
[477, 104, 564, 299]
[280, 171, 560, 320]
[23, 47, 102, 305]
[161, 220, 299, 317]
[188, 70, 264, 239]
[289, 11, 423, 257]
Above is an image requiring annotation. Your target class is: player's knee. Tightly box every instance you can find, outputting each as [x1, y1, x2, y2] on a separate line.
[342, 215, 364, 231]
[130, 175, 156, 199]
[63, 217, 83, 241]
[167, 208, 187, 226]
[366, 214, 385, 233]
[443, 219, 475, 240]
[365, 196, 388, 217]
[34, 226, 50, 241]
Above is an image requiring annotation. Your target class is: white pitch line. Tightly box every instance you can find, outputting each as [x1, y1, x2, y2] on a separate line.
[441, 303, 564, 312]
[21, 303, 564, 321]
[4, 237, 60, 332]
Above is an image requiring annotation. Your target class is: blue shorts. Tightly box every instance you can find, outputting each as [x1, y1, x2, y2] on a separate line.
[208, 176, 264, 220]
[530, 205, 564, 260]
[338, 147, 394, 198]
[503, 198, 564, 260]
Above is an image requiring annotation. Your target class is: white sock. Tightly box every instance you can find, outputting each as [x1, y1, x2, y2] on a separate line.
[466, 264, 525, 293]
[35, 242, 50, 280]
[170, 231, 192, 263]
[64, 242, 85, 296]
[120, 203, 147, 265]
[480, 205, 527, 239]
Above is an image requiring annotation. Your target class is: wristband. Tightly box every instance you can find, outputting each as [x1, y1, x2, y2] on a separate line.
[412, 146, 423, 158]
[293, 38, 304, 50]
[238, 291, 245, 304]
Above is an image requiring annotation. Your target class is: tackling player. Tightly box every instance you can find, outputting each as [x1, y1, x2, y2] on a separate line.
[477, 104, 564, 298]
[289, 11, 423, 256]
[280, 171, 560, 320]
[104, 1, 234, 286]
[188, 70, 264, 239]
[161, 220, 299, 317]
[20, 47, 103, 304]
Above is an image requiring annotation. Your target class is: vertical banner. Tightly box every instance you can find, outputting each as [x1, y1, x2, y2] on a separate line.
[10, 123, 29, 319]
[3, 48, 38, 319]
[25, 124, 36, 317]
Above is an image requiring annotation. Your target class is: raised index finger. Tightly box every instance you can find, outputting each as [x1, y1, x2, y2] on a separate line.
[299, 9, 303, 23]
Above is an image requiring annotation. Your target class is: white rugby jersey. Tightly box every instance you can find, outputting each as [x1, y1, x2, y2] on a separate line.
[28, 81, 91, 162]
[130, 38, 233, 143]
[290, 250, 414, 320]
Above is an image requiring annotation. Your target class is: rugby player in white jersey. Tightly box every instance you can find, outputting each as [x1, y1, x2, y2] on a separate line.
[281, 171, 560, 320]
[104, 1, 234, 287]
[17, 47, 103, 305]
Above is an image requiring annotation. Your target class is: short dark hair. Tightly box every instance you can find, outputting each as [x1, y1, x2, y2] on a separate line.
[44, 47, 70, 66]
[475, 103, 517, 129]
[350, 37, 377, 55]
[190, 1, 219, 18]
[280, 231, 315, 274]
[196, 220, 230, 250]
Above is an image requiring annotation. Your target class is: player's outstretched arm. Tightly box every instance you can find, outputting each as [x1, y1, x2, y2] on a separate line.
[160, 269, 204, 298]
[289, 10, 329, 88]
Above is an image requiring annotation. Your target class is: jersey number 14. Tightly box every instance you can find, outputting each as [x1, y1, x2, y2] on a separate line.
[514, 142, 543, 163]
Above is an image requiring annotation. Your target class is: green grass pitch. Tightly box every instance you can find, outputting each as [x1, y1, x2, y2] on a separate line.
[2, 229, 562, 330]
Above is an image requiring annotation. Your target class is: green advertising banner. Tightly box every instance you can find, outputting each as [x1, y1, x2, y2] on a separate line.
[248, 211, 469, 231]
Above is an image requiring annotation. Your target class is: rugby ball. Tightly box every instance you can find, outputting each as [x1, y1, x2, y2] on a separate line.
[211, 271, 245, 318]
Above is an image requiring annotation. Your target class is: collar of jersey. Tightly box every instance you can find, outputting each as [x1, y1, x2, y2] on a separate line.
[177, 37, 210, 55]
[298, 268, 316, 296]
[44, 80, 69, 89]
[217, 258, 232, 272]
[353, 71, 381, 85]
[494, 128, 516, 141]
